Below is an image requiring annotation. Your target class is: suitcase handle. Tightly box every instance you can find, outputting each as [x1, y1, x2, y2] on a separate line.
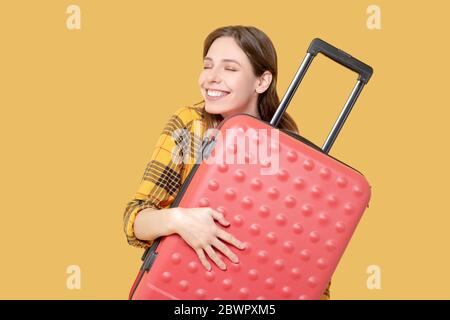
[270, 38, 373, 154]
[307, 38, 373, 84]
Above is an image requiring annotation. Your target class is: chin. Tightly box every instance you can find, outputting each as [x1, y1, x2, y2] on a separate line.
[204, 102, 230, 116]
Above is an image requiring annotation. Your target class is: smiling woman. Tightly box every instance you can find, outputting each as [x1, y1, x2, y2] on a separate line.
[124, 25, 331, 300]
[197, 26, 299, 131]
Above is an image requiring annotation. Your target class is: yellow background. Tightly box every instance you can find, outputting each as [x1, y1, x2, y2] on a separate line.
[0, 0, 448, 299]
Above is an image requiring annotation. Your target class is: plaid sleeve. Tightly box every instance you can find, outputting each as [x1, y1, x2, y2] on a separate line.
[123, 106, 196, 249]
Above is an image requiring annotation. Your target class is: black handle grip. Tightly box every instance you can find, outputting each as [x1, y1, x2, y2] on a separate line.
[307, 38, 373, 84]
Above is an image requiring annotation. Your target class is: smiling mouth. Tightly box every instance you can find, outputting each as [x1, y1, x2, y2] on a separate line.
[205, 89, 230, 100]
[206, 89, 230, 96]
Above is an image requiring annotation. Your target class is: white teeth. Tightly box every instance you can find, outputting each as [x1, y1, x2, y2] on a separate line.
[207, 90, 229, 97]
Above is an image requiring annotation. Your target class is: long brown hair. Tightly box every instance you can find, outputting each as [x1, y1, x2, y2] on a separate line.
[196, 25, 299, 134]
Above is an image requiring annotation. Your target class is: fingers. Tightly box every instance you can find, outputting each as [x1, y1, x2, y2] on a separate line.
[216, 228, 246, 250]
[210, 209, 230, 227]
[204, 245, 227, 271]
[191, 208, 244, 271]
[211, 238, 239, 264]
[195, 248, 212, 271]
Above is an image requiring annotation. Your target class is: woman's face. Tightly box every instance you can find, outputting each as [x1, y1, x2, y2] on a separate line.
[198, 36, 271, 119]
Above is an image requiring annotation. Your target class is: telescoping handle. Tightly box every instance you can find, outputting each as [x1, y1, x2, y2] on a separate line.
[308, 38, 373, 84]
[270, 38, 373, 154]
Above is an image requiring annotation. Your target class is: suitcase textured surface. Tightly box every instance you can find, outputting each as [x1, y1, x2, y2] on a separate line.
[129, 38, 373, 300]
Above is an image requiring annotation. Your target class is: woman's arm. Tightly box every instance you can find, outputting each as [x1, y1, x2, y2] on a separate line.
[133, 207, 179, 241]
[133, 206, 246, 271]
[123, 106, 193, 249]
[124, 105, 245, 270]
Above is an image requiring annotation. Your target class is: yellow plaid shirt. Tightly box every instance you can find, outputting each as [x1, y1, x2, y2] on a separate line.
[123, 100, 331, 300]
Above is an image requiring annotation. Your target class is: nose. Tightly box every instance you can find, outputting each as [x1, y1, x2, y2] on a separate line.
[205, 66, 222, 83]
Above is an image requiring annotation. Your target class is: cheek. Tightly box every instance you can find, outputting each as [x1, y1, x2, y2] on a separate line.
[225, 74, 242, 91]
[230, 75, 254, 97]
[198, 72, 206, 86]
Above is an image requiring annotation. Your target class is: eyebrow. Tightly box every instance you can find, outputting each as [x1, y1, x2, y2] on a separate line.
[203, 57, 242, 67]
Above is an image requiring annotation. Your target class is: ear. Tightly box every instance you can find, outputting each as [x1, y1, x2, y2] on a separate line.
[255, 71, 273, 94]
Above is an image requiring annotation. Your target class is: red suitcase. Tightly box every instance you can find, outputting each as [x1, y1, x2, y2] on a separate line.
[129, 38, 373, 300]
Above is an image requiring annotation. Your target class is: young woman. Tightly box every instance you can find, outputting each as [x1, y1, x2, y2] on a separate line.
[123, 25, 331, 300]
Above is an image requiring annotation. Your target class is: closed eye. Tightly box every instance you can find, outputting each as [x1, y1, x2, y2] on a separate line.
[202, 66, 237, 72]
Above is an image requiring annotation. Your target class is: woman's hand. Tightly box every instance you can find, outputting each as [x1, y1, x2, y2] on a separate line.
[169, 207, 246, 271]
